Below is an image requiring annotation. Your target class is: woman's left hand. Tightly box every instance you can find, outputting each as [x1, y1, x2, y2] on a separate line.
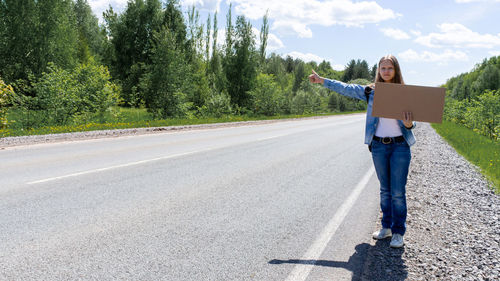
[402, 111, 413, 128]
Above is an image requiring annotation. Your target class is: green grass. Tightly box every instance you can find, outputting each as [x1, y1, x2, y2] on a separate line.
[432, 121, 500, 194]
[1, 107, 364, 138]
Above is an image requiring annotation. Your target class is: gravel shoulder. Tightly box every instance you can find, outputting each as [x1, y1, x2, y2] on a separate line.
[361, 122, 500, 281]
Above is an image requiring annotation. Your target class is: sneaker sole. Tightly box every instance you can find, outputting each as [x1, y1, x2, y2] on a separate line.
[372, 234, 392, 240]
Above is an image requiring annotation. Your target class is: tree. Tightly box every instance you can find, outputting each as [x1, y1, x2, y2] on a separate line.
[209, 12, 224, 92]
[370, 64, 377, 81]
[205, 13, 211, 63]
[74, 0, 106, 63]
[0, 0, 38, 83]
[105, 0, 163, 105]
[248, 73, 283, 116]
[37, 0, 79, 73]
[141, 28, 187, 118]
[259, 10, 269, 65]
[0, 0, 78, 85]
[225, 15, 258, 108]
[292, 60, 306, 93]
[472, 64, 500, 97]
[342, 59, 371, 82]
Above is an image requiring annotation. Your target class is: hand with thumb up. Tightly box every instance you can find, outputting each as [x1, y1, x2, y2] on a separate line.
[308, 69, 324, 84]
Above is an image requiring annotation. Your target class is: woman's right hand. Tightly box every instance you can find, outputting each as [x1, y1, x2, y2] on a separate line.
[309, 69, 324, 84]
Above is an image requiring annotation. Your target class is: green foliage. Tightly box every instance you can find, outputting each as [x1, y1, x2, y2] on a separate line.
[443, 56, 500, 142]
[74, 0, 106, 63]
[224, 14, 258, 108]
[200, 91, 232, 117]
[141, 28, 189, 119]
[464, 90, 499, 140]
[1, 0, 364, 133]
[31, 61, 119, 126]
[72, 60, 121, 123]
[259, 11, 269, 65]
[432, 121, 500, 194]
[248, 73, 284, 116]
[104, 0, 163, 104]
[444, 90, 499, 141]
[0, 0, 79, 84]
[290, 90, 322, 115]
[446, 56, 500, 101]
[0, 77, 15, 128]
[342, 59, 371, 82]
[348, 78, 371, 85]
[292, 61, 306, 93]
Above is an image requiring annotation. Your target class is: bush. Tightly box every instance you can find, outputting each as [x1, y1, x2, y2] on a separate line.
[32, 61, 120, 126]
[248, 73, 284, 116]
[0, 78, 15, 129]
[290, 90, 322, 115]
[464, 90, 499, 140]
[444, 90, 499, 141]
[200, 90, 232, 117]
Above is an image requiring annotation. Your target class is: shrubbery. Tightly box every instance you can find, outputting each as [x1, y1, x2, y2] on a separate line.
[15, 61, 120, 127]
[444, 89, 499, 141]
[248, 73, 284, 116]
[0, 78, 15, 129]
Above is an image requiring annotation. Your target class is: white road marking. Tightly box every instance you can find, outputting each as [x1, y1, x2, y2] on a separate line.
[25, 117, 365, 185]
[26, 150, 208, 185]
[26, 134, 288, 185]
[284, 166, 375, 281]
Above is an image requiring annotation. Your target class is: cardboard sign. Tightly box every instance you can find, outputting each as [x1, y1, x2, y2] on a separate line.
[372, 82, 446, 123]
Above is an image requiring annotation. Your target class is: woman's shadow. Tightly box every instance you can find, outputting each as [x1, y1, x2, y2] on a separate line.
[269, 240, 408, 281]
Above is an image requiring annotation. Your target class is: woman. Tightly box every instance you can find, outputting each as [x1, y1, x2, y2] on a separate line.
[308, 55, 415, 248]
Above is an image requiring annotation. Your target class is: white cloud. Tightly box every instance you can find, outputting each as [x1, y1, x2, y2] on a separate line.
[287, 51, 324, 63]
[415, 23, 500, 48]
[88, 0, 128, 22]
[380, 28, 410, 40]
[267, 33, 285, 51]
[398, 49, 468, 63]
[410, 30, 422, 37]
[229, 0, 399, 38]
[181, 0, 222, 11]
[251, 27, 285, 51]
[489, 51, 500, 56]
[286, 51, 344, 70]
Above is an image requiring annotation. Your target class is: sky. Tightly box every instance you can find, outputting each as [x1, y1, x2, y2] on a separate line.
[89, 0, 500, 86]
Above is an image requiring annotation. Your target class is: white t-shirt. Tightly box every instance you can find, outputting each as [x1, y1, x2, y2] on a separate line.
[375, 117, 402, 137]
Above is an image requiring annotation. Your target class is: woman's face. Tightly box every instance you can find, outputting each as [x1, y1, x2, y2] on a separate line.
[379, 60, 395, 82]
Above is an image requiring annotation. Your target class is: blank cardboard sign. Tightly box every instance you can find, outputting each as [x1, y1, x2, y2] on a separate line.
[372, 82, 446, 123]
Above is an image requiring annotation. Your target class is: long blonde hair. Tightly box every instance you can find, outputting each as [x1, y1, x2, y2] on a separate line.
[374, 55, 404, 84]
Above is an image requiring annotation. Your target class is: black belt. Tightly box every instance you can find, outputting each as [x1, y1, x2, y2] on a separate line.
[373, 135, 405, 144]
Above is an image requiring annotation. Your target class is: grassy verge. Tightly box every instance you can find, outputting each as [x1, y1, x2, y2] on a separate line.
[432, 121, 500, 194]
[1, 108, 364, 138]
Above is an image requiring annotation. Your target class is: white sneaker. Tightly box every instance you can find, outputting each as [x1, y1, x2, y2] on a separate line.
[372, 228, 392, 239]
[390, 234, 404, 248]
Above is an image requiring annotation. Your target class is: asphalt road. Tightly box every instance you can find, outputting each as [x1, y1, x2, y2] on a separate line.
[0, 114, 381, 280]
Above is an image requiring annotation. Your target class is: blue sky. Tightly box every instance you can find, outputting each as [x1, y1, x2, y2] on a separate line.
[89, 0, 500, 86]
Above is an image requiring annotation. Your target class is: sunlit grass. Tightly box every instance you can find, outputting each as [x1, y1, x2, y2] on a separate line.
[432, 121, 500, 194]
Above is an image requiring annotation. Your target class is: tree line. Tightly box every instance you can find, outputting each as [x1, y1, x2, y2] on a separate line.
[443, 56, 500, 141]
[0, 0, 376, 131]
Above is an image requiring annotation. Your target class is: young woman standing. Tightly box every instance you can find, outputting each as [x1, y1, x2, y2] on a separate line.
[308, 55, 415, 248]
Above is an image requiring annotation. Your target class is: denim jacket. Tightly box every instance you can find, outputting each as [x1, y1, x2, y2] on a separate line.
[323, 79, 416, 146]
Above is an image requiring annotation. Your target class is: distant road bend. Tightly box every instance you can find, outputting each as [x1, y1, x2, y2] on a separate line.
[0, 113, 382, 280]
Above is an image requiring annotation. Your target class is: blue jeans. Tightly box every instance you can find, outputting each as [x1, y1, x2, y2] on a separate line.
[371, 139, 411, 235]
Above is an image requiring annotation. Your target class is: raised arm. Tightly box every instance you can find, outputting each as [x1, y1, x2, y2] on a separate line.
[309, 70, 367, 101]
